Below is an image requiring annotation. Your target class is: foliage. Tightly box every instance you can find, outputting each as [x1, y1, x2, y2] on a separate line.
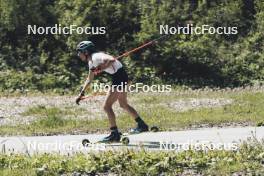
[0, 0, 264, 91]
[0, 140, 263, 175]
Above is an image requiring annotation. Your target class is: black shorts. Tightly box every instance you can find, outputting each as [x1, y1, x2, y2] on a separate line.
[111, 67, 128, 86]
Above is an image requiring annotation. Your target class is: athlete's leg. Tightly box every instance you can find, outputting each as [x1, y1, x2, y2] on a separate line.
[103, 89, 119, 128]
[118, 91, 148, 133]
[118, 91, 139, 119]
[100, 88, 120, 143]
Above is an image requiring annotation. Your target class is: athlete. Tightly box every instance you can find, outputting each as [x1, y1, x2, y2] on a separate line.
[75, 41, 149, 143]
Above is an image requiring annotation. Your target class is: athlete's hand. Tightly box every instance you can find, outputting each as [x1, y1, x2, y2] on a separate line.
[90, 66, 102, 74]
[75, 96, 82, 105]
[76, 90, 85, 105]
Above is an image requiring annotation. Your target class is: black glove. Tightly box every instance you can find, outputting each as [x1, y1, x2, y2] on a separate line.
[75, 96, 82, 105]
[76, 89, 85, 105]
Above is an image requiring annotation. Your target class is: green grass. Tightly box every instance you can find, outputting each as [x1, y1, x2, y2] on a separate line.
[0, 90, 264, 136]
[21, 105, 88, 118]
[0, 118, 109, 136]
[0, 105, 108, 136]
[22, 105, 65, 117]
[0, 140, 263, 175]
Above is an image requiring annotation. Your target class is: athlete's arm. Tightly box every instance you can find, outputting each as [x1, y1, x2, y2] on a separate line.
[76, 70, 94, 105]
[99, 59, 115, 70]
[80, 70, 94, 94]
[94, 56, 115, 71]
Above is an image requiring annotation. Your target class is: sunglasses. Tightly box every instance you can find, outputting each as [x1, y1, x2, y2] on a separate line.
[77, 51, 83, 56]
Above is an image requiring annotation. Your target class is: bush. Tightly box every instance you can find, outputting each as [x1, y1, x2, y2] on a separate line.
[0, 0, 263, 90]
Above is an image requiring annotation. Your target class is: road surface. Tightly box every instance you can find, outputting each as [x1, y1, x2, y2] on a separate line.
[0, 126, 263, 154]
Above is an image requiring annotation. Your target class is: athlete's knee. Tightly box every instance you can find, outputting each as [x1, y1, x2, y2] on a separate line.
[103, 104, 112, 112]
[119, 103, 129, 110]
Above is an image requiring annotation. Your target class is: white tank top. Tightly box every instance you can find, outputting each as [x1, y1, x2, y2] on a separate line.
[89, 52, 122, 74]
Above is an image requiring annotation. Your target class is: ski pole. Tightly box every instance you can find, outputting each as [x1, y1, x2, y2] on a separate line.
[114, 35, 168, 60]
[92, 35, 169, 75]
[80, 92, 106, 100]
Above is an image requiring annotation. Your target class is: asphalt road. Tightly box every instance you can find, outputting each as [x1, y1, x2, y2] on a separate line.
[0, 126, 263, 155]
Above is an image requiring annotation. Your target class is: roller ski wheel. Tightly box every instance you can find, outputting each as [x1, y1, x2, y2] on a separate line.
[150, 126, 159, 132]
[82, 139, 90, 147]
[121, 137, 130, 145]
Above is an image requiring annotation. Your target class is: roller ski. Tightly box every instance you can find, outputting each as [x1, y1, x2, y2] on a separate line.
[82, 125, 159, 146]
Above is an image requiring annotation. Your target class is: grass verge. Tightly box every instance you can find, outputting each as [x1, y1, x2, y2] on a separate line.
[0, 90, 264, 136]
[0, 140, 263, 176]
